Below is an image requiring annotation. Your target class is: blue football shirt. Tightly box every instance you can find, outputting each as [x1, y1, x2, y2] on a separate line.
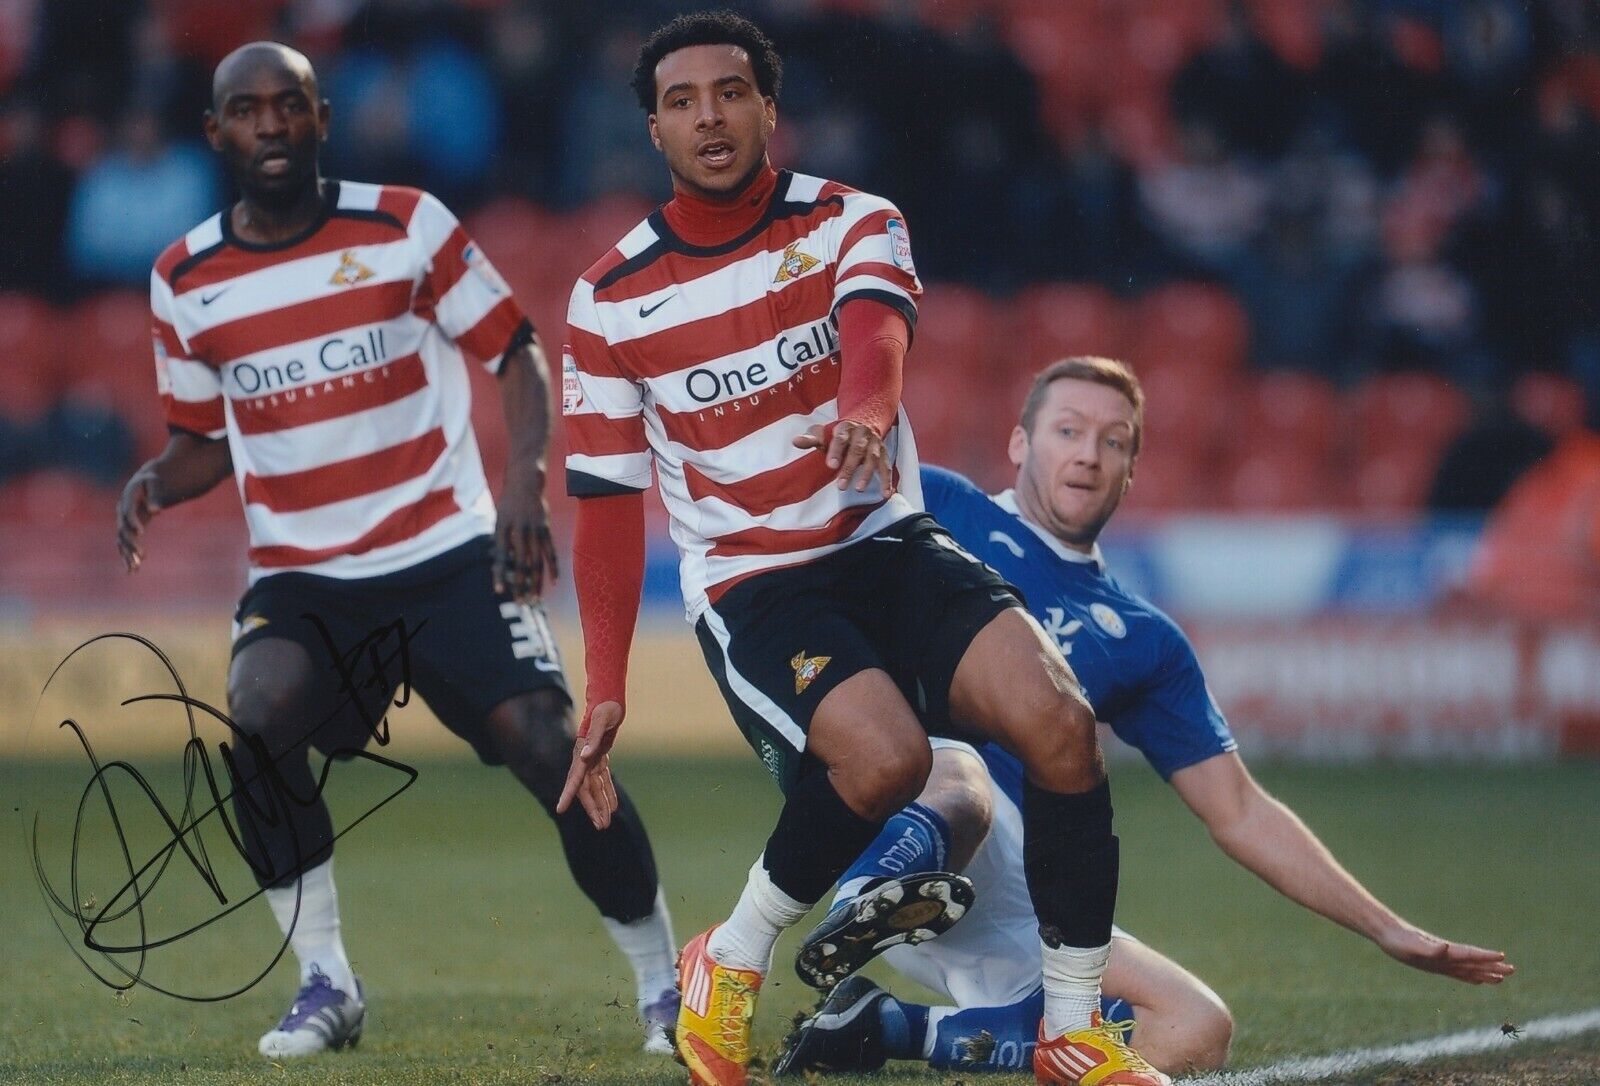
[921, 466, 1236, 803]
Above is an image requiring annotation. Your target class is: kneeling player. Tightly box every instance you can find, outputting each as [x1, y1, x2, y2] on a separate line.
[779, 358, 1513, 1077]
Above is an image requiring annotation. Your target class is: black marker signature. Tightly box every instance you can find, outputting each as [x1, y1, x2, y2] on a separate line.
[24, 619, 426, 1002]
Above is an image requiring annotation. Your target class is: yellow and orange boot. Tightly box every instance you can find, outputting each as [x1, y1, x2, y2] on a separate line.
[675, 926, 763, 1086]
[1034, 1011, 1171, 1085]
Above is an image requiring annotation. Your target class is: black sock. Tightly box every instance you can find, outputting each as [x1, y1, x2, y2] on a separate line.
[537, 783, 660, 923]
[762, 765, 887, 904]
[1023, 777, 1119, 948]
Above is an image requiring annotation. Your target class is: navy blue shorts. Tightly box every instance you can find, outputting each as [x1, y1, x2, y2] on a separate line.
[232, 537, 570, 764]
[694, 514, 1022, 791]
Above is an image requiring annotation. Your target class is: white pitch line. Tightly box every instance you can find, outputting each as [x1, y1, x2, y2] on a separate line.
[1181, 1007, 1600, 1085]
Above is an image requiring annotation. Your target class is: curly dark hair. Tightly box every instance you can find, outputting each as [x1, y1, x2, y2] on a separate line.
[631, 9, 782, 113]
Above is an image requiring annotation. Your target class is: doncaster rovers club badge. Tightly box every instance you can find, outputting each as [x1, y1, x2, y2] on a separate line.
[773, 242, 820, 283]
[791, 650, 831, 695]
[329, 249, 375, 287]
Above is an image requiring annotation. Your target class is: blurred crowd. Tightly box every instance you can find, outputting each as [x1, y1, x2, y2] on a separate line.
[2, 0, 1599, 521]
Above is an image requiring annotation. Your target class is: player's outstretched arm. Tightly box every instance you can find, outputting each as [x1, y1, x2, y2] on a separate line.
[555, 491, 646, 829]
[493, 336, 560, 603]
[1171, 752, 1513, 985]
[115, 432, 233, 572]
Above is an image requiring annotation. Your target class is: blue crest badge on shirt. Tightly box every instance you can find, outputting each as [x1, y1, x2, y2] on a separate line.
[1090, 603, 1126, 639]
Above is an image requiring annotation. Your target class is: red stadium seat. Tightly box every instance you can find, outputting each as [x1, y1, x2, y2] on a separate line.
[1012, 282, 1127, 365]
[0, 293, 61, 420]
[1122, 445, 1214, 511]
[1347, 371, 1469, 458]
[1351, 442, 1441, 512]
[1236, 370, 1342, 461]
[1135, 360, 1232, 461]
[1221, 446, 1340, 511]
[1512, 370, 1588, 440]
[1126, 282, 1249, 379]
[68, 291, 169, 457]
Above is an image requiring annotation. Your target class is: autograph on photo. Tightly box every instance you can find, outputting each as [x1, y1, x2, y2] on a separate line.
[24, 616, 425, 1002]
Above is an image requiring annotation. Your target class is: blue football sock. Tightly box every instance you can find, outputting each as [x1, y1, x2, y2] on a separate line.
[878, 995, 930, 1061]
[836, 802, 953, 900]
[927, 989, 1045, 1071]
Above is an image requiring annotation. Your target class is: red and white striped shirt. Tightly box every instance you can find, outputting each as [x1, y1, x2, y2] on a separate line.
[151, 180, 528, 582]
[563, 170, 924, 619]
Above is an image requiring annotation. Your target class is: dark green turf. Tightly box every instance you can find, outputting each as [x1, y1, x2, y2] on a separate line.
[1, 755, 1595, 1084]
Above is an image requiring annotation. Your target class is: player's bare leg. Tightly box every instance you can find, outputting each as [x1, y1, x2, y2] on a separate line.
[227, 637, 365, 1058]
[949, 607, 1167, 1085]
[1102, 939, 1232, 1074]
[681, 670, 930, 1085]
[482, 690, 678, 1052]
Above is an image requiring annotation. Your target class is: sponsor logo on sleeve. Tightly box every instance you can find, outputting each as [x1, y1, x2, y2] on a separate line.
[463, 241, 509, 296]
[561, 348, 584, 415]
[886, 217, 915, 275]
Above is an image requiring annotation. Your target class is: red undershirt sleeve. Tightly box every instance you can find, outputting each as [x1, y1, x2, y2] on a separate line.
[835, 296, 909, 438]
[571, 491, 645, 726]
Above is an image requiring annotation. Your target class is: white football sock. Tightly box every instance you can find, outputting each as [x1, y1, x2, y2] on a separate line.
[264, 859, 356, 994]
[1040, 939, 1111, 1036]
[602, 888, 678, 1004]
[706, 855, 812, 973]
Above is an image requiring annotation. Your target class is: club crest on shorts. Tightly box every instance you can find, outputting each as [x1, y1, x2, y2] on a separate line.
[773, 242, 820, 283]
[329, 249, 374, 287]
[791, 650, 831, 694]
[233, 614, 270, 640]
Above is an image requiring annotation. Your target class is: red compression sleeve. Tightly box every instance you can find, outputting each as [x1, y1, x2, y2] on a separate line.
[572, 492, 645, 721]
[836, 298, 909, 437]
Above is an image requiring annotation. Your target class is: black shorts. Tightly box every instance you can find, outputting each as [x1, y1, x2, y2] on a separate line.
[231, 537, 570, 764]
[694, 513, 1022, 791]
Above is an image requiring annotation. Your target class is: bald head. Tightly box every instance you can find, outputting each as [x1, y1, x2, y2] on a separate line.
[212, 42, 318, 111]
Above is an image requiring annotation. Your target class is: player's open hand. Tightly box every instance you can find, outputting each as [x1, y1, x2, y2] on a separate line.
[793, 420, 894, 496]
[494, 466, 559, 604]
[556, 700, 623, 829]
[1377, 923, 1513, 984]
[116, 470, 162, 572]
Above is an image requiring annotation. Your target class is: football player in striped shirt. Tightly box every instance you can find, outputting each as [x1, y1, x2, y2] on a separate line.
[115, 42, 677, 1060]
[777, 358, 1513, 1078]
[554, 12, 1160, 1086]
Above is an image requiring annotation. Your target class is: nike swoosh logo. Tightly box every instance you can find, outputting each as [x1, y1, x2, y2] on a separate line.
[200, 287, 231, 305]
[638, 295, 675, 319]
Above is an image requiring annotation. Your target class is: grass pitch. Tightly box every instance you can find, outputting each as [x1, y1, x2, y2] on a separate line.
[1, 756, 1595, 1084]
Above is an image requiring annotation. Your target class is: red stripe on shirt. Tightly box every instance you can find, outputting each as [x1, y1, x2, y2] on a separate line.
[153, 316, 188, 358]
[615, 272, 835, 379]
[454, 295, 522, 363]
[684, 450, 839, 518]
[836, 261, 919, 292]
[656, 357, 841, 451]
[707, 503, 878, 560]
[171, 218, 409, 292]
[836, 207, 896, 264]
[242, 427, 447, 513]
[164, 393, 225, 435]
[591, 203, 843, 304]
[189, 279, 413, 361]
[249, 487, 461, 568]
[232, 352, 429, 435]
[565, 410, 648, 457]
[378, 186, 424, 226]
